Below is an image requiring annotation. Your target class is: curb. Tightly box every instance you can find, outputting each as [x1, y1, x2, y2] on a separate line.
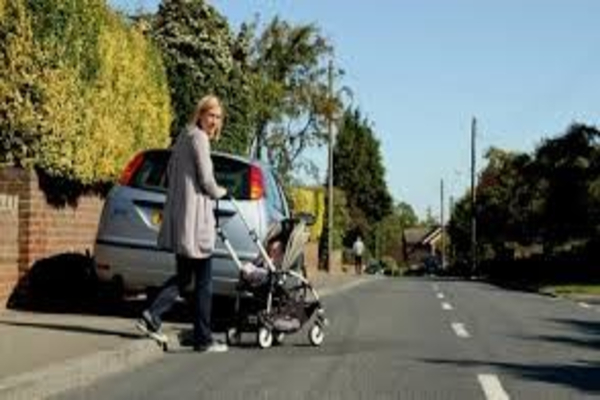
[0, 338, 164, 399]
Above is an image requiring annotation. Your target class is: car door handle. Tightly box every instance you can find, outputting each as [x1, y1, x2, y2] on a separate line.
[215, 208, 236, 218]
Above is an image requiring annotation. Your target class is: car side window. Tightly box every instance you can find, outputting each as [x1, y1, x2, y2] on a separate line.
[273, 176, 290, 217]
[265, 170, 286, 216]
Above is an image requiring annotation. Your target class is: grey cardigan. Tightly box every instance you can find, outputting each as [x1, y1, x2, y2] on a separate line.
[157, 125, 225, 259]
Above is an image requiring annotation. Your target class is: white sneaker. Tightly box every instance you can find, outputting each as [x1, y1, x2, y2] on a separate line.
[135, 318, 168, 344]
[196, 341, 228, 353]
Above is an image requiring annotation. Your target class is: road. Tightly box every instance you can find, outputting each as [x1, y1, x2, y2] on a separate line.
[55, 277, 600, 399]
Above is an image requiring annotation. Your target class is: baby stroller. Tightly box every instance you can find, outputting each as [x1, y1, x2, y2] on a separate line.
[217, 197, 328, 349]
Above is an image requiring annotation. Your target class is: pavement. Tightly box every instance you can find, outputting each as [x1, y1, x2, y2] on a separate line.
[0, 271, 371, 400]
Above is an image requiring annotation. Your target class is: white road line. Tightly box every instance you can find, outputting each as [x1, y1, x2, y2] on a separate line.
[437, 292, 445, 299]
[578, 302, 591, 309]
[441, 302, 453, 310]
[477, 374, 510, 400]
[451, 322, 470, 338]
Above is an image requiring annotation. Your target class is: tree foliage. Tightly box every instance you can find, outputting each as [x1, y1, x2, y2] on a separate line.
[449, 123, 600, 269]
[151, 0, 253, 154]
[0, 0, 172, 183]
[533, 124, 600, 245]
[237, 16, 341, 181]
[379, 201, 418, 262]
[333, 107, 393, 251]
[288, 186, 325, 242]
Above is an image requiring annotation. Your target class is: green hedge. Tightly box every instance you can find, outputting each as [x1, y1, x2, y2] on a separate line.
[0, 0, 172, 183]
[289, 186, 325, 242]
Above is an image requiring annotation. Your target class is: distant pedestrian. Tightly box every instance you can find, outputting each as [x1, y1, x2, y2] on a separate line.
[136, 94, 228, 353]
[352, 235, 365, 275]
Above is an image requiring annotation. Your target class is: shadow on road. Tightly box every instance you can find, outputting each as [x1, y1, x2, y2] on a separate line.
[420, 357, 600, 394]
[421, 317, 600, 394]
[531, 318, 600, 352]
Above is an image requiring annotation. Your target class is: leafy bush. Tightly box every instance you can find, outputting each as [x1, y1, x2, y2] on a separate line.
[380, 256, 400, 277]
[0, 0, 172, 183]
[289, 186, 325, 242]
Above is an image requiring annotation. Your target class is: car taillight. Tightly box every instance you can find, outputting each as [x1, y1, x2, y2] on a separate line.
[119, 152, 145, 186]
[249, 165, 265, 200]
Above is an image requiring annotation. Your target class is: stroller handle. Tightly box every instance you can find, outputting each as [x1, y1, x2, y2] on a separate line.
[215, 197, 277, 273]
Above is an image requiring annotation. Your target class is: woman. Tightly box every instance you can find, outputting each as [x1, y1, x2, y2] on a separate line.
[136, 95, 228, 353]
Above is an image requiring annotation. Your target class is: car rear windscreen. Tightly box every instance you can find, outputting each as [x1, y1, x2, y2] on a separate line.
[129, 150, 253, 200]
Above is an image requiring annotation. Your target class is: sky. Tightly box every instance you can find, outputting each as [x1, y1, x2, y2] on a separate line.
[109, 0, 600, 219]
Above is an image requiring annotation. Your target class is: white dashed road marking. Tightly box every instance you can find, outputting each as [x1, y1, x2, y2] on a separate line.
[442, 302, 453, 310]
[477, 374, 510, 400]
[451, 322, 470, 338]
[437, 292, 445, 299]
[578, 302, 591, 309]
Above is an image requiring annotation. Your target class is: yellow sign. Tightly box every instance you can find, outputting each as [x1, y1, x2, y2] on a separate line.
[151, 210, 163, 226]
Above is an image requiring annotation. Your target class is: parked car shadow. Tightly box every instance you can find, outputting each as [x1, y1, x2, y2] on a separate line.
[8, 252, 99, 313]
[6, 252, 236, 330]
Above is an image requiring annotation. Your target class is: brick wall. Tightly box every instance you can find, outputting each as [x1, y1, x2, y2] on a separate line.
[0, 168, 104, 308]
[0, 192, 19, 304]
[0, 168, 28, 306]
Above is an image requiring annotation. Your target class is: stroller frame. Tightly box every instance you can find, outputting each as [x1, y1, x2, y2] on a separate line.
[216, 198, 328, 349]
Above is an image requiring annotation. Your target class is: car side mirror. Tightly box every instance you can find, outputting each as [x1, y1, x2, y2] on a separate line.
[294, 212, 315, 226]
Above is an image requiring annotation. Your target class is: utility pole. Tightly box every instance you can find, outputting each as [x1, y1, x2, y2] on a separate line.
[449, 194, 455, 264]
[470, 117, 477, 275]
[326, 58, 334, 272]
[440, 179, 445, 269]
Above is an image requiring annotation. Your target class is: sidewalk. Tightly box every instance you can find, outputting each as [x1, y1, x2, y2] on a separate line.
[0, 271, 371, 399]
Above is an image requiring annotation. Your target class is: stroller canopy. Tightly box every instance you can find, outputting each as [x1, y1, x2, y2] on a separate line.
[264, 218, 309, 272]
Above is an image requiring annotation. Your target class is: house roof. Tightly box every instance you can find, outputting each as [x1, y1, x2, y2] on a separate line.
[403, 226, 442, 245]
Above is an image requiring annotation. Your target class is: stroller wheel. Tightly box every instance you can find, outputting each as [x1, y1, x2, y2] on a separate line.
[308, 324, 324, 346]
[257, 326, 273, 349]
[273, 331, 285, 345]
[226, 327, 242, 346]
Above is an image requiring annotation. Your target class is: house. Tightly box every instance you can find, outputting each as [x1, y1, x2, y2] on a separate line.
[402, 225, 443, 269]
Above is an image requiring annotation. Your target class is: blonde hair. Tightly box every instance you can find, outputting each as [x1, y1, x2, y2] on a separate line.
[189, 94, 224, 140]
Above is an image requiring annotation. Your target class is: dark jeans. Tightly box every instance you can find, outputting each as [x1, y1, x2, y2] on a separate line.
[354, 255, 363, 274]
[147, 255, 213, 347]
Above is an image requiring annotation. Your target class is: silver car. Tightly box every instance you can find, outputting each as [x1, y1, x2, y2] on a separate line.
[94, 149, 291, 297]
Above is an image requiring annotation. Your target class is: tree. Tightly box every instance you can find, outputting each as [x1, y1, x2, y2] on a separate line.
[396, 201, 419, 228]
[238, 16, 341, 180]
[422, 207, 438, 227]
[447, 194, 472, 266]
[533, 123, 600, 248]
[151, 0, 253, 153]
[333, 107, 393, 251]
[475, 148, 538, 258]
[380, 201, 418, 262]
[448, 123, 600, 272]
